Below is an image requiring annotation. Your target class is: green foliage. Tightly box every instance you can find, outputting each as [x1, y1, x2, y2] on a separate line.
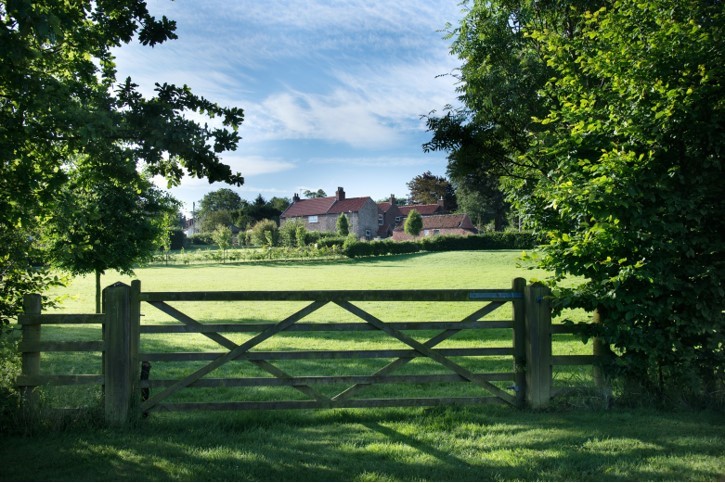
[0, 332, 21, 432]
[343, 232, 541, 258]
[0, 1, 245, 330]
[342, 239, 412, 258]
[279, 220, 304, 248]
[436, 0, 724, 399]
[303, 189, 327, 198]
[43, 156, 179, 278]
[404, 210, 423, 238]
[211, 225, 233, 263]
[406, 171, 457, 210]
[250, 219, 279, 247]
[295, 224, 307, 248]
[336, 213, 350, 237]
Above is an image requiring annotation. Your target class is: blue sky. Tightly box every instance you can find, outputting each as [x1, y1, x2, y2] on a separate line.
[113, 1, 464, 214]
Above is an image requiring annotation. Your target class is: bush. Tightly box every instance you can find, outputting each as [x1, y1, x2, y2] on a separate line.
[188, 233, 213, 246]
[0, 331, 21, 433]
[342, 232, 542, 258]
[170, 229, 186, 250]
[344, 239, 420, 258]
[315, 236, 346, 249]
[250, 219, 279, 247]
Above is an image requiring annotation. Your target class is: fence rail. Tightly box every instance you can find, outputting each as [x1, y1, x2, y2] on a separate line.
[16, 278, 612, 424]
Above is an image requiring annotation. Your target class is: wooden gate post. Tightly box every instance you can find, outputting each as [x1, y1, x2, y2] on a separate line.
[511, 278, 527, 407]
[524, 283, 552, 408]
[19, 294, 42, 408]
[592, 308, 613, 406]
[103, 282, 141, 425]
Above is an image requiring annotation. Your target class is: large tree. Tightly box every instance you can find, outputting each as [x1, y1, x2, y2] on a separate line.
[0, 1, 245, 327]
[430, 0, 724, 399]
[198, 188, 244, 233]
[44, 156, 178, 312]
[406, 171, 457, 211]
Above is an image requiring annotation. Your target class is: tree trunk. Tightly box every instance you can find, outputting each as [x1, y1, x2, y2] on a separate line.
[95, 269, 102, 314]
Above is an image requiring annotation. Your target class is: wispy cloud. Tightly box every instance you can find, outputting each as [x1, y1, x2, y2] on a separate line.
[117, 0, 461, 210]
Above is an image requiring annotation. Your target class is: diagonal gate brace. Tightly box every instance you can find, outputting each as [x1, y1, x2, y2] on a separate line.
[335, 300, 516, 406]
[332, 301, 505, 401]
[142, 300, 328, 412]
[147, 301, 329, 403]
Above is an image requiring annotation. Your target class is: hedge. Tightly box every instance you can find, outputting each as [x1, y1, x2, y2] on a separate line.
[342, 232, 544, 258]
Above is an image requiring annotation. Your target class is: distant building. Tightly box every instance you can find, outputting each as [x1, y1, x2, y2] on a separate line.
[397, 198, 447, 217]
[280, 187, 379, 240]
[391, 213, 478, 241]
[376, 195, 405, 238]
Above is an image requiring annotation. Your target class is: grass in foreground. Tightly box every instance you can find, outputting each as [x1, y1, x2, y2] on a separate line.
[2, 406, 723, 481]
[9, 252, 722, 481]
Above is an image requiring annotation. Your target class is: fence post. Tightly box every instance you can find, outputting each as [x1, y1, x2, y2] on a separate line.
[524, 283, 552, 408]
[511, 278, 527, 407]
[103, 282, 140, 425]
[592, 307, 613, 406]
[19, 294, 42, 408]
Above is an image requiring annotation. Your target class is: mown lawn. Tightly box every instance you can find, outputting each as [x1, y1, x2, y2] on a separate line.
[5, 251, 723, 481]
[2, 406, 723, 481]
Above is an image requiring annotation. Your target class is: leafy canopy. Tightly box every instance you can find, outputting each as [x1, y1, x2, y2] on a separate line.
[431, 0, 724, 398]
[0, 1, 245, 326]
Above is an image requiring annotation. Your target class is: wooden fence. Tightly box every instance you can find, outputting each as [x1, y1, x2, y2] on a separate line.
[16, 279, 608, 424]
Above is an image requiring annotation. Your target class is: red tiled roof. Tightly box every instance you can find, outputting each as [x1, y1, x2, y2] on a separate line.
[327, 197, 371, 214]
[377, 202, 393, 213]
[281, 196, 336, 218]
[393, 214, 476, 231]
[398, 204, 444, 216]
[281, 196, 372, 218]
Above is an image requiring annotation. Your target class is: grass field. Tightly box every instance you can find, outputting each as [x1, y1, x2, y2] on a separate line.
[4, 251, 724, 481]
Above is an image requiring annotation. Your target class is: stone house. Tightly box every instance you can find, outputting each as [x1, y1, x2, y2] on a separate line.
[280, 187, 379, 240]
[391, 213, 478, 241]
[376, 195, 405, 238]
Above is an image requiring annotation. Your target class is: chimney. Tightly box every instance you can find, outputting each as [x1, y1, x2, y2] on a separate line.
[389, 194, 395, 205]
[293, 193, 300, 202]
[336, 187, 345, 201]
[437, 196, 445, 207]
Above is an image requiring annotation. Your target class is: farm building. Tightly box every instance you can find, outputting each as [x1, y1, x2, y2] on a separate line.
[280, 187, 379, 240]
[376, 195, 405, 238]
[391, 213, 478, 241]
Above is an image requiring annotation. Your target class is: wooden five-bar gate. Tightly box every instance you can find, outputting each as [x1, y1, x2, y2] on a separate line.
[17, 278, 603, 424]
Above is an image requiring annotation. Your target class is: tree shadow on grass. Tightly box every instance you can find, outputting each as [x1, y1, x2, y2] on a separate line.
[2, 407, 723, 481]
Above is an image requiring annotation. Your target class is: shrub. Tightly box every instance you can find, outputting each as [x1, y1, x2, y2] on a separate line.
[250, 219, 279, 247]
[0, 332, 21, 433]
[188, 233, 213, 246]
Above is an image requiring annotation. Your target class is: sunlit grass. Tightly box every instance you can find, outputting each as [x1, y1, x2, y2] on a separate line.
[9, 252, 721, 481]
[2, 406, 723, 481]
[34, 251, 594, 409]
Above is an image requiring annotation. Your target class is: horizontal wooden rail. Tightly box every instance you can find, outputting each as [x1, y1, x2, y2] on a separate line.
[140, 289, 523, 303]
[153, 396, 505, 412]
[140, 347, 514, 362]
[140, 320, 514, 334]
[19, 341, 104, 352]
[18, 314, 106, 326]
[141, 373, 515, 389]
[16, 374, 104, 386]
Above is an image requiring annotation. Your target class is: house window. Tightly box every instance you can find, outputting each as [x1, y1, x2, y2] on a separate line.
[308, 215, 318, 223]
[378, 214, 384, 225]
[424, 230, 430, 236]
[433, 229, 440, 235]
[395, 216, 402, 223]
[365, 230, 371, 239]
